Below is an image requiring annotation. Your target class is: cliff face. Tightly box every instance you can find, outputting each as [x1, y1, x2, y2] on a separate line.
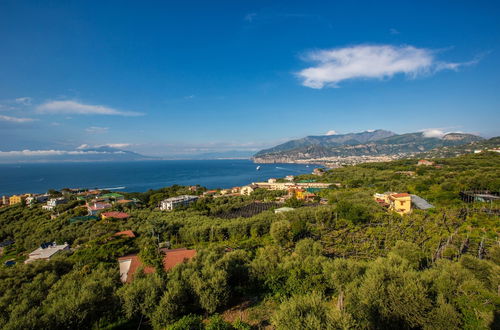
[253, 132, 484, 163]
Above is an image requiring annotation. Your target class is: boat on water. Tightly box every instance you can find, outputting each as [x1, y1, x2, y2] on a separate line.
[256, 166, 261, 170]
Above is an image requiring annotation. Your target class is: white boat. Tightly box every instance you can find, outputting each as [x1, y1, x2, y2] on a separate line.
[256, 166, 261, 170]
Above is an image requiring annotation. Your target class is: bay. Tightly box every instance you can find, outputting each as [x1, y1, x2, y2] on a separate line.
[0, 160, 314, 195]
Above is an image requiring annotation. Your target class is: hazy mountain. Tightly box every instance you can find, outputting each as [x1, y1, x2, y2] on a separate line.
[253, 131, 484, 162]
[0, 146, 156, 163]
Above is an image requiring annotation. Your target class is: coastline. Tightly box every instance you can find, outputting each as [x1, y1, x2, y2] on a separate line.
[0, 159, 314, 196]
[252, 154, 407, 168]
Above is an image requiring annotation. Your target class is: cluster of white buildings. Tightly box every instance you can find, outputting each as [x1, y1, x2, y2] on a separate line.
[157, 177, 335, 212]
[42, 197, 67, 211]
[239, 178, 334, 196]
[160, 195, 199, 211]
[26, 194, 50, 205]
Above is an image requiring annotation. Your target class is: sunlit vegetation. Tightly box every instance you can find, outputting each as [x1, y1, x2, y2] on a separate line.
[0, 153, 498, 329]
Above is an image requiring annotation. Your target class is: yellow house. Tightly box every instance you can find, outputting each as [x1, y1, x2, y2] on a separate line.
[288, 188, 306, 200]
[9, 195, 23, 205]
[374, 192, 412, 215]
[388, 193, 412, 215]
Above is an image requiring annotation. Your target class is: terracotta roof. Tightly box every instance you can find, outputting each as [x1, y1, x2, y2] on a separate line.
[390, 193, 411, 198]
[161, 248, 197, 271]
[102, 211, 130, 219]
[117, 254, 155, 283]
[375, 200, 389, 207]
[116, 199, 134, 204]
[118, 248, 196, 283]
[114, 230, 136, 238]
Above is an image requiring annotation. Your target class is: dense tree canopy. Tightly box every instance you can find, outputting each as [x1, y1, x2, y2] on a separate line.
[0, 153, 498, 329]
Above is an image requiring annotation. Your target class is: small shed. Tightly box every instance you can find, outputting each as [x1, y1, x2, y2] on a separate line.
[411, 195, 434, 210]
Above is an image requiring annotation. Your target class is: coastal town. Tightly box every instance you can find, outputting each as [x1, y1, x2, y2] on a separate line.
[1, 158, 491, 271]
[0, 152, 498, 329]
[2, 1, 499, 328]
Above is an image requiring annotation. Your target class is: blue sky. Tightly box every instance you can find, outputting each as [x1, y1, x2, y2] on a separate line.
[0, 0, 499, 158]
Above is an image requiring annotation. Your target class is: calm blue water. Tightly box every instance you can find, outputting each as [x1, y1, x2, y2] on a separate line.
[0, 160, 314, 195]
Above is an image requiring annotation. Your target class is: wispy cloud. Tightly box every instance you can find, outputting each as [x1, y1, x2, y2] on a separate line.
[85, 126, 109, 134]
[36, 100, 144, 116]
[0, 149, 125, 157]
[0, 114, 36, 123]
[101, 143, 132, 149]
[297, 44, 479, 88]
[15, 97, 32, 105]
[389, 28, 400, 35]
[76, 144, 90, 150]
[77, 143, 132, 149]
[106, 143, 132, 149]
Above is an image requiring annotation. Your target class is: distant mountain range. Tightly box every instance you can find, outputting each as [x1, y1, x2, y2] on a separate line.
[0, 146, 259, 163]
[1, 131, 493, 164]
[0, 146, 157, 163]
[253, 130, 485, 163]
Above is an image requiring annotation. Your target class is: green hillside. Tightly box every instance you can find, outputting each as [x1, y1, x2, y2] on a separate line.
[0, 153, 498, 329]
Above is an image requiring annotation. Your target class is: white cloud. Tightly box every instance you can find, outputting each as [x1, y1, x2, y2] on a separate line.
[325, 130, 337, 135]
[36, 100, 143, 116]
[0, 114, 36, 123]
[422, 129, 445, 138]
[85, 126, 109, 134]
[0, 149, 121, 157]
[15, 97, 32, 105]
[389, 28, 400, 35]
[76, 144, 90, 150]
[297, 44, 477, 88]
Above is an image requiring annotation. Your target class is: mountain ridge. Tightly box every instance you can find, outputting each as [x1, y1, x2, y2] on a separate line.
[253, 130, 484, 163]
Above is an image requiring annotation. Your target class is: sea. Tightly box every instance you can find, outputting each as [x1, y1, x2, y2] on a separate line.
[0, 160, 315, 196]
